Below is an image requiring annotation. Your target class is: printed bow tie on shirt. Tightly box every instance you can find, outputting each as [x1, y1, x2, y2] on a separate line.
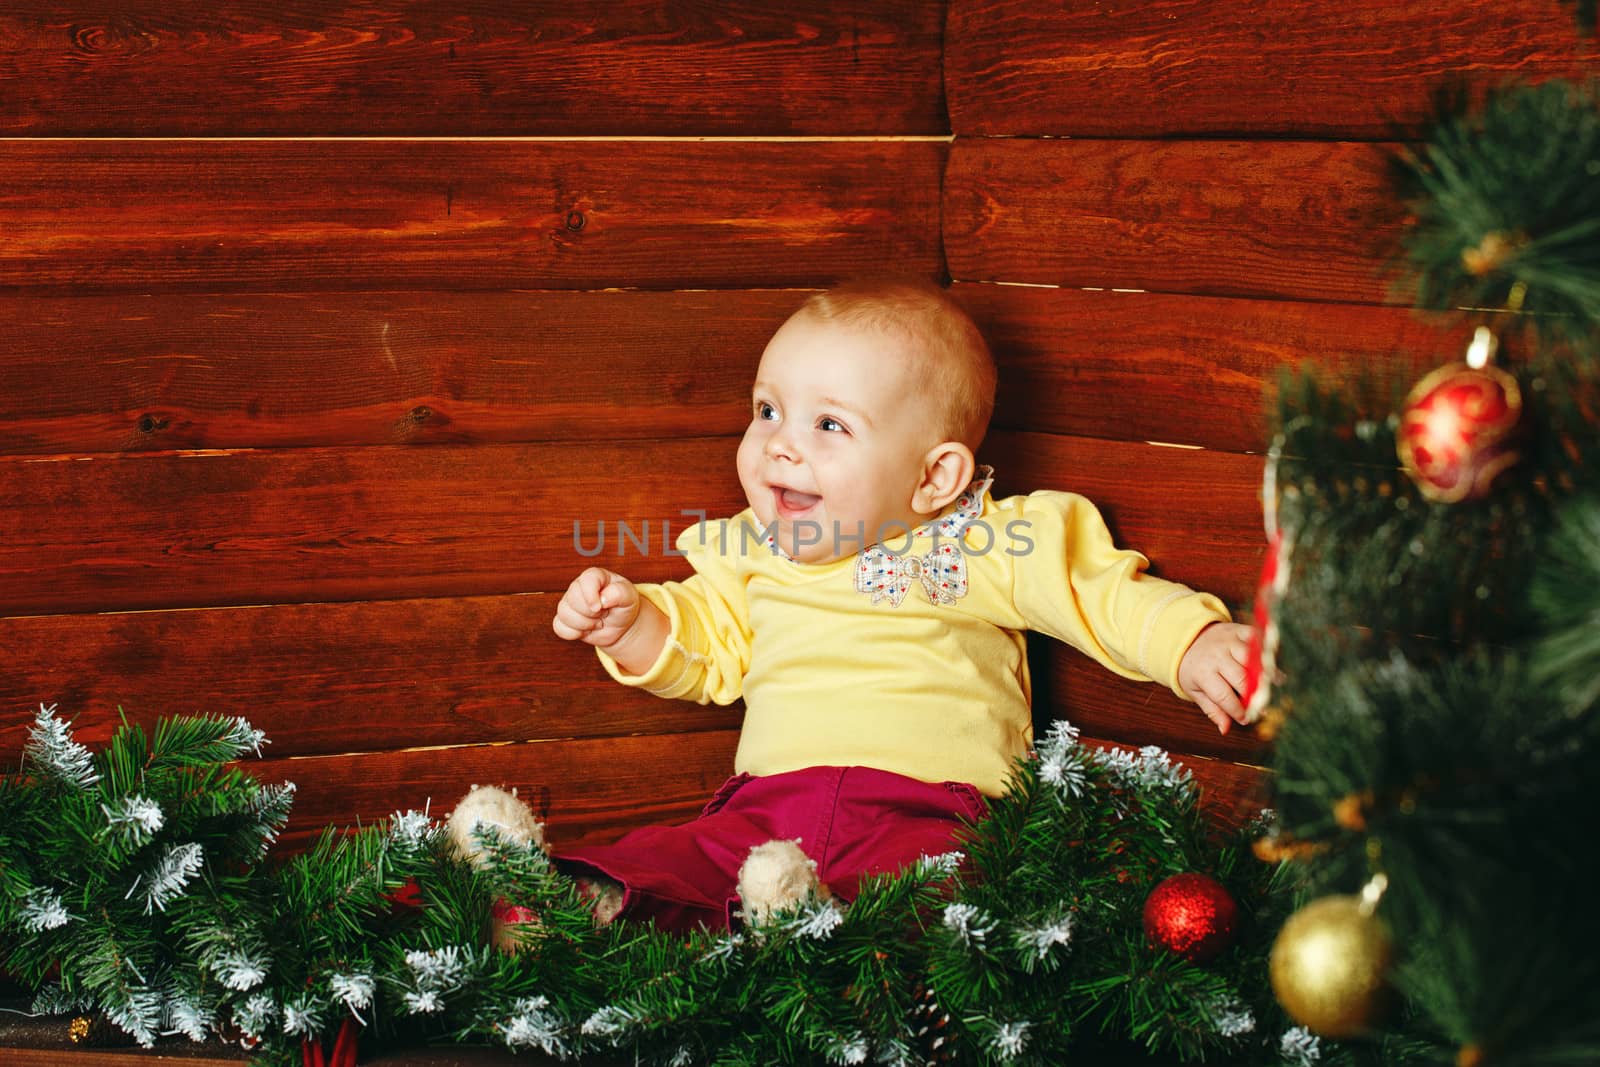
[855, 541, 968, 607]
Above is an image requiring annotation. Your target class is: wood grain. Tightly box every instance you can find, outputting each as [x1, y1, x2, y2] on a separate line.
[1047, 655, 1273, 766]
[1, 645, 1255, 815]
[0, 2, 945, 136]
[0, 1045, 244, 1066]
[0, 432, 1261, 617]
[0, 593, 1273, 768]
[0, 289, 788, 455]
[251, 729, 744, 853]
[988, 433, 1266, 608]
[0, 284, 1474, 458]
[946, 0, 1600, 138]
[944, 137, 1407, 304]
[0, 140, 944, 294]
[0, 594, 737, 762]
[1086, 736, 1269, 832]
[0, 437, 742, 617]
[958, 284, 1468, 453]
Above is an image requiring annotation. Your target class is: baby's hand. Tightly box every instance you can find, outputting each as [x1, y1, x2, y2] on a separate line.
[1176, 622, 1254, 735]
[553, 567, 642, 649]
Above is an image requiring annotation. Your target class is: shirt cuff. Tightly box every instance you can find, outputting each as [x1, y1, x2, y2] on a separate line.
[593, 585, 698, 697]
[1142, 592, 1232, 700]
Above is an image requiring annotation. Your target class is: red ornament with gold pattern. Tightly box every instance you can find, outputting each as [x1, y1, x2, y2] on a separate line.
[1396, 327, 1523, 503]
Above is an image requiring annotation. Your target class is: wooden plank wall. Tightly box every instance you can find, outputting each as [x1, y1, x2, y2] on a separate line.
[944, 0, 1598, 820]
[2, 1, 1595, 854]
[0, 2, 947, 851]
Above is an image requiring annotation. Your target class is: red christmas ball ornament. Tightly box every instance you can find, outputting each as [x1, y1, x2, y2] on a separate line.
[1396, 330, 1523, 503]
[1143, 872, 1239, 964]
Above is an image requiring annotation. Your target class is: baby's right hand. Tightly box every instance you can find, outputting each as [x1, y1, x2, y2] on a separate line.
[552, 567, 641, 649]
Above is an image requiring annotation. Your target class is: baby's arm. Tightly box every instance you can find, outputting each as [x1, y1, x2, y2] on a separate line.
[1176, 622, 1253, 735]
[552, 566, 670, 677]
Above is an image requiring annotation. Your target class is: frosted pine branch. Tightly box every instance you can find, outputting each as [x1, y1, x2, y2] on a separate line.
[500, 995, 570, 1058]
[581, 1004, 641, 1043]
[136, 842, 205, 914]
[1281, 1026, 1323, 1065]
[388, 809, 435, 852]
[213, 948, 270, 992]
[106, 986, 164, 1048]
[20, 888, 72, 932]
[824, 1032, 870, 1065]
[1204, 994, 1257, 1038]
[943, 901, 996, 947]
[988, 1020, 1031, 1061]
[787, 897, 845, 940]
[102, 794, 165, 845]
[1036, 719, 1090, 796]
[25, 704, 99, 789]
[1014, 910, 1074, 960]
[281, 993, 327, 1037]
[225, 717, 268, 759]
[165, 991, 216, 1043]
[915, 850, 965, 880]
[233, 992, 278, 1042]
[329, 971, 375, 1017]
[32, 984, 92, 1016]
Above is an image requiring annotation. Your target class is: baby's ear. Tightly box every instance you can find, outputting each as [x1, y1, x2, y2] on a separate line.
[913, 442, 976, 515]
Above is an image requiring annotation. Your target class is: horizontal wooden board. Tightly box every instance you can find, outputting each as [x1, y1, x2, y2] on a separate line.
[0, 284, 1475, 458]
[944, 138, 1407, 304]
[0, 2, 945, 136]
[988, 434, 1266, 608]
[249, 730, 743, 854]
[0, 432, 1261, 616]
[0, 594, 738, 762]
[0, 289, 787, 455]
[947, 0, 1600, 138]
[1088, 737, 1268, 833]
[0, 140, 944, 294]
[0, 1042, 244, 1066]
[0, 596, 1272, 769]
[0, 437, 744, 616]
[961, 284, 1467, 452]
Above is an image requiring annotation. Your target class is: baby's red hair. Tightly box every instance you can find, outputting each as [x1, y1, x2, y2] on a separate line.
[797, 277, 996, 451]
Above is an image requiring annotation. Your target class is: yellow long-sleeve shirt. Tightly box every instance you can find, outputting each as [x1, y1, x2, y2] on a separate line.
[597, 477, 1229, 797]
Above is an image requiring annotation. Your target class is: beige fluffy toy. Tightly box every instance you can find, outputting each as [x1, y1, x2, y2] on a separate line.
[736, 838, 833, 925]
[448, 784, 832, 935]
[448, 783, 628, 946]
[446, 782, 547, 864]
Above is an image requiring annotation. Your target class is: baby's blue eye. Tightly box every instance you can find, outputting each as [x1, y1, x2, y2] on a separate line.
[817, 416, 847, 433]
[755, 401, 778, 421]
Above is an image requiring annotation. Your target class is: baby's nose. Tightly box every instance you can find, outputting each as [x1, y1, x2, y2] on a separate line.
[764, 431, 799, 462]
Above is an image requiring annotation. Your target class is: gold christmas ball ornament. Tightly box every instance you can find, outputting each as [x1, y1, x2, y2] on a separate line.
[1269, 883, 1394, 1038]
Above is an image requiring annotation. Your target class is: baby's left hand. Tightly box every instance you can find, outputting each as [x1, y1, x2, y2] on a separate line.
[1176, 622, 1253, 735]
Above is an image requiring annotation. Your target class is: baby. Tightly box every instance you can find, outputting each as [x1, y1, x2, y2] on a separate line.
[550, 277, 1252, 932]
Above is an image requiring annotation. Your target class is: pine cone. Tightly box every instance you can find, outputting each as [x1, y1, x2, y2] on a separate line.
[910, 982, 957, 1065]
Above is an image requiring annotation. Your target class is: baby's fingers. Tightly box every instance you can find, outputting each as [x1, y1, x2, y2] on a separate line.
[573, 567, 615, 613]
[552, 597, 602, 640]
[1194, 693, 1234, 735]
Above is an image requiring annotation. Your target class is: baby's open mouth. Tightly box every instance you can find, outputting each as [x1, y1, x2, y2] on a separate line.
[773, 487, 821, 517]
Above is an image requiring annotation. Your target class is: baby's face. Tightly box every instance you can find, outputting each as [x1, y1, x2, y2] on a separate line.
[736, 313, 943, 564]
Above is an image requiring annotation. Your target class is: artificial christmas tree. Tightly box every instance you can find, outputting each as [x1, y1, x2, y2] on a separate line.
[1258, 78, 1600, 1063]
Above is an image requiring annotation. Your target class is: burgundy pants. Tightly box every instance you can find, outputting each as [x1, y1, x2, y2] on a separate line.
[555, 765, 988, 932]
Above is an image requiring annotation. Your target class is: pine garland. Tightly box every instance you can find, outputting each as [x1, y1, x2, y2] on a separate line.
[1, 707, 1380, 1066]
